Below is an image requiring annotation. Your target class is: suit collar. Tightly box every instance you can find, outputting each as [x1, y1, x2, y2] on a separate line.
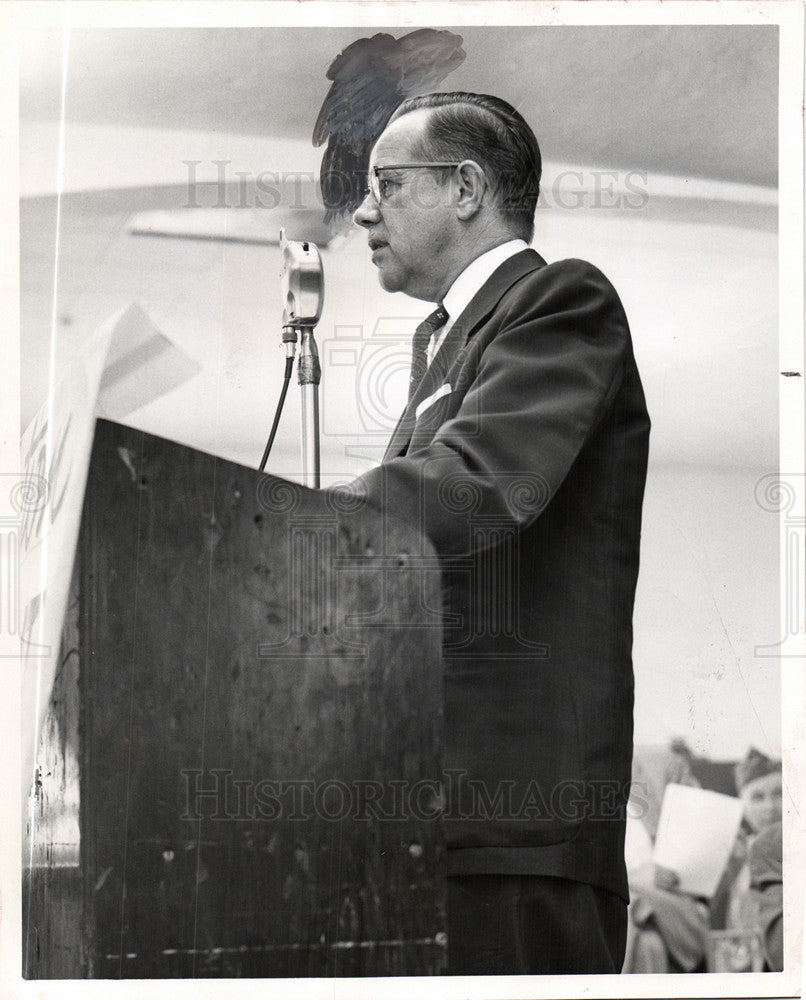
[442, 239, 530, 327]
[382, 248, 547, 461]
[447, 248, 546, 345]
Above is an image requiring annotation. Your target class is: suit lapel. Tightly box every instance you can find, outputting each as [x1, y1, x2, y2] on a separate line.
[383, 324, 465, 461]
[383, 249, 547, 461]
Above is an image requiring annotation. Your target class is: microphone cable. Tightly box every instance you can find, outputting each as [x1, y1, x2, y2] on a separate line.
[258, 353, 294, 473]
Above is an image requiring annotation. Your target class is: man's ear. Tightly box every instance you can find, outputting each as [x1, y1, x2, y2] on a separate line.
[454, 160, 487, 221]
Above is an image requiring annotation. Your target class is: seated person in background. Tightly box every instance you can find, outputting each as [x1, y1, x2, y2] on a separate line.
[748, 820, 783, 971]
[723, 749, 783, 936]
[622, 746, 710, 974]
[669, 737, 737, 798]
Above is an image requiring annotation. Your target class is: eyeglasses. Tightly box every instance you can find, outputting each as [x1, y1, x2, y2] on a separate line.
[365, 162, 461, 204]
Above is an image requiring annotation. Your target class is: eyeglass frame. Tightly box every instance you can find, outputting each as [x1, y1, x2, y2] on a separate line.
[364, 162, 462, 204]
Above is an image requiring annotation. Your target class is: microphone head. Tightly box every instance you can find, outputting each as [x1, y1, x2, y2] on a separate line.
[280, 229, 325, 328]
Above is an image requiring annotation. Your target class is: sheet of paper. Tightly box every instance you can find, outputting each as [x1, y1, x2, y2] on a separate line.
[19, 303, 199, 805]
[652, 782, 744, 898]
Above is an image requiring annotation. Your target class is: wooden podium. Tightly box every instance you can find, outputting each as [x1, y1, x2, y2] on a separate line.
[24, 419, 446, 979]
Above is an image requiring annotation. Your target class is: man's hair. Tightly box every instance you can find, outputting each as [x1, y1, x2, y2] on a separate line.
[388, 92, 541, 241]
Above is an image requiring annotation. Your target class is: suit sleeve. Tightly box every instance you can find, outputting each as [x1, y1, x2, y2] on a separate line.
[347, 259, 632, 556]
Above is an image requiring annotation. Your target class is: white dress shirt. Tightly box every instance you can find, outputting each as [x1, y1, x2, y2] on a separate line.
[427, 238, 529, 365]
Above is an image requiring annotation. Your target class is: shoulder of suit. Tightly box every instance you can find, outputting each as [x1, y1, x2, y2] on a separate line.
[530, 256, 615, 286]
[493, 255, 631, 341]
[508, 255, 623, 303]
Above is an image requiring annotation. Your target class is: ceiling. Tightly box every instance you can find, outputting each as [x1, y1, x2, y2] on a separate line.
[20, 24, 778, 186]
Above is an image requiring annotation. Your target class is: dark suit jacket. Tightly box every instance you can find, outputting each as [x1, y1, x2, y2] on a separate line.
[352, 249, 650, 900]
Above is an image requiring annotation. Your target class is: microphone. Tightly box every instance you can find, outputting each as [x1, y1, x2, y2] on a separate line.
[280, 229, 324, 336]
[280, 227, 323, 426]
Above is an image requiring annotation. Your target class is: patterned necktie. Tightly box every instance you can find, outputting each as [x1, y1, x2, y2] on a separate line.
[408, 304, 448, 402]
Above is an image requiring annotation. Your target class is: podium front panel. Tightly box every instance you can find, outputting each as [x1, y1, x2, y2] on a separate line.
[25, 418, 446, 978]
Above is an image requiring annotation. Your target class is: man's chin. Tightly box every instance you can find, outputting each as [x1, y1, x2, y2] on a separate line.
[377, 269, 434, 301]
[377, 268, 403, 294]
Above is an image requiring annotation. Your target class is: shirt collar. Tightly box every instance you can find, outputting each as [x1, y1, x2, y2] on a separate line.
[442, 239, 530, 325]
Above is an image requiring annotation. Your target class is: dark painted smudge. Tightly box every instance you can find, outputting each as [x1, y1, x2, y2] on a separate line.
[313, 29, 466, 227]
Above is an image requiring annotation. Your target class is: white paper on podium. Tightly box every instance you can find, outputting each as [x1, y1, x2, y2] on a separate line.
[652, 782, 744, 898]
[19, 303, 200, 806]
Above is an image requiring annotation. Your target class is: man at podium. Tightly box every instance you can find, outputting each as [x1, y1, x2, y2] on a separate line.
[347, 92, 651, 975]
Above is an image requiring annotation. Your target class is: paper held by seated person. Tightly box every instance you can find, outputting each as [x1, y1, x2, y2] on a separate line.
[652, 783, 744, 899]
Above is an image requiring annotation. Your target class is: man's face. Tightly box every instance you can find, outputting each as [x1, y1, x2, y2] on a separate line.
[740, 770, 782, 833]
[353, 109, 457, 303]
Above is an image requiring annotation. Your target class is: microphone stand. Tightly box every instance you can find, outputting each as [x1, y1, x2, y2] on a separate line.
[297, 326, 321, 489]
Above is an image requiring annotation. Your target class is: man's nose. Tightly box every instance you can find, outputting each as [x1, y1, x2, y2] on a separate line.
[353, 190, 380, 228]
